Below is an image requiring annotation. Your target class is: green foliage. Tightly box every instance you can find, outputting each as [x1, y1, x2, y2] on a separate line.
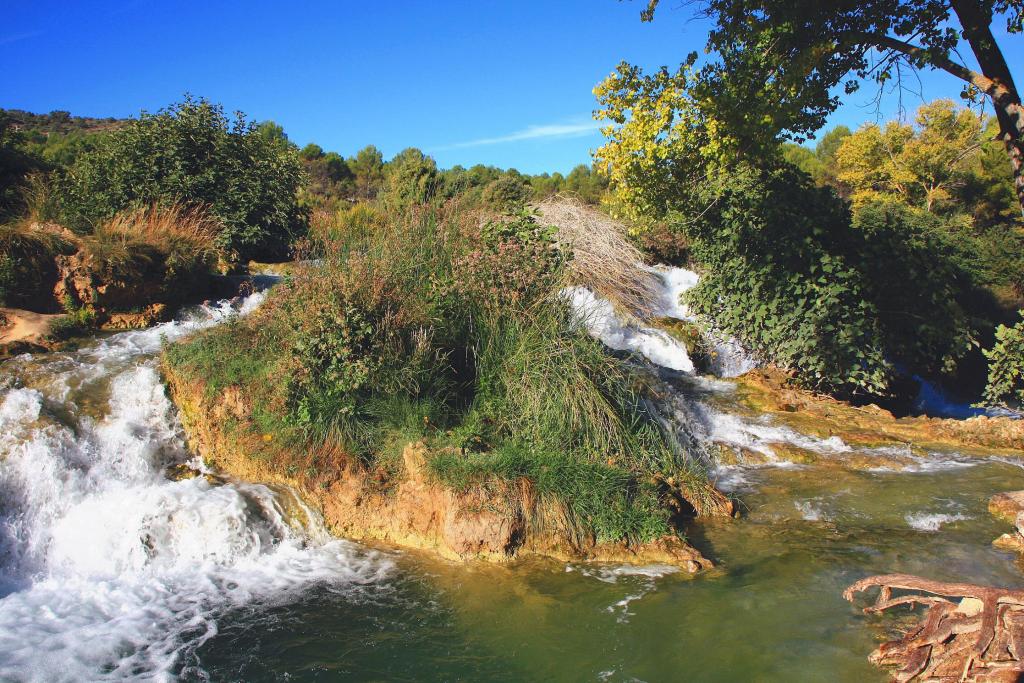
[851, 201, 979, 376]
[0, 253, 14, 305]
[635, 0, 1023, 213]
[836, 101, 984, 213]
[349, 145, 385, 200]
[57, 97, 307, 262]
[0, 221, 71, 309]
[49, 296, 97, 340]
[596, 13, 1019, 400]
[166, 202, 708, 542]
[0, 115, 47, 221]
[982, 313, 1024, 407]
[681, 162, 893, 395]
[481, 175, 530, 212]
[381, 148, 438, 209]
[428, 444, 668, 542]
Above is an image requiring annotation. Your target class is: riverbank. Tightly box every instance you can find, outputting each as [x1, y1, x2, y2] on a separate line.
[712, 368, 1023, 467]
[162, 367, 712, 571]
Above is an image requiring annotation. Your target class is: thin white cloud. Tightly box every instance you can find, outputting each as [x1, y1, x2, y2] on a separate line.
[0, 30, 43, 47]
[433, 119, 602, 151]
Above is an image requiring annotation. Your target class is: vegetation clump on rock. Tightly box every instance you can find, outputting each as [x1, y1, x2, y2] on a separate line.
[164, 196, 723, 559]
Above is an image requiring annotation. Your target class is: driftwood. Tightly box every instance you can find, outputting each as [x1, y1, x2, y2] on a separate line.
[845, 574, 1024, 682]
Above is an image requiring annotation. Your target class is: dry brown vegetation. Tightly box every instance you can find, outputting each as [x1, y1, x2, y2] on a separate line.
[537, 195, 659, 319]
[82, 203, 219, 281]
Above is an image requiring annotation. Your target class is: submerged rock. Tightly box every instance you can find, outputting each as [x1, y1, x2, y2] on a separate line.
[990, 491, 1024, 525]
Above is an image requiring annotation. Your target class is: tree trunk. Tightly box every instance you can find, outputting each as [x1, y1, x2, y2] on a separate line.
[952, 0, 1024, 216]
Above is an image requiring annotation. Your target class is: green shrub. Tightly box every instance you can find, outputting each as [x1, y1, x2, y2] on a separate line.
[58, 97, 306, 262]
[481, 176, 530, 212]
[0, 252, 15, 305]
[0, 221, 72, 309]
[676, 162, 984, 398]
[982, 313, 1024, 408]
[680, 162, 892, 396]
[851, 201, 978, 377]
[48, 302, 97, 341]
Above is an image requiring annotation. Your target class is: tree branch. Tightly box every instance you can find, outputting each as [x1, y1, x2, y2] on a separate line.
[843, 31, 1016, 106]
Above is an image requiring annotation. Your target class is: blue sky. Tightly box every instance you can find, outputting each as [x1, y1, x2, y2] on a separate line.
[3, 1, 1021, 174]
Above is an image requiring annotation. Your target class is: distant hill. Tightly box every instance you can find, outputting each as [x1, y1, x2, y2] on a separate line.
[0, 109, 125, 137]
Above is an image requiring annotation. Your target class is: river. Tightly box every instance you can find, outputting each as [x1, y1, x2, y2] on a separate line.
[1, 279, 1022, 682]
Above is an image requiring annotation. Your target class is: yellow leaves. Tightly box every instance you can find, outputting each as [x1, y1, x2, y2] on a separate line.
[835, 100, 982, 213]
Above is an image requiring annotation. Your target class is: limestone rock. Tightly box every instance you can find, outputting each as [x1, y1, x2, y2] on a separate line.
[990, 491, 1024, 524]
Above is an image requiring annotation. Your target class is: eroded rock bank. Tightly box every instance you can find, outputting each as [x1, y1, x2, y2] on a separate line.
[722, 368, 1023, 463]
[163, 368, 712, 572]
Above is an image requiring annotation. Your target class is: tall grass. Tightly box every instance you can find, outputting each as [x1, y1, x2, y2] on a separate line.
[83, 203, 219, 281]
[0, 220, 72, 308]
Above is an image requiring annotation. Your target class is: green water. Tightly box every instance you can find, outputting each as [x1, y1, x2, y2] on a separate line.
[191, 460, 1024, 682]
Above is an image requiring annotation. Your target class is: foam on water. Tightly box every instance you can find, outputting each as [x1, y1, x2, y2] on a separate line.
[644, 265, 758, 377]
[562, 264, 758, 377]
[566, 563, 679, 624]
[795, 500, 827, 522]
[0, 293, 393, 682]
[564, 286, 695, 372]
[693, 402, 851, 459]
[904, 512, 969, 531]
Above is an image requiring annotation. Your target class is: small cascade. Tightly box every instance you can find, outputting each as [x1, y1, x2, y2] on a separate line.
[0, 293, 392, 682]
[565, 264, 757, 379]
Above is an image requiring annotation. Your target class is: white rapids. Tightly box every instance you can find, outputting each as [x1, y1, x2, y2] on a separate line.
[564, 264, 757, 378]
[0, 293, 393, 682]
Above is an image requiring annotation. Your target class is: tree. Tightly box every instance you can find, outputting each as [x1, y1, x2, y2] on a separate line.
[255, 120, 291, 150]
[0, 112, 45, 220]
[349, 145, 385, 199]
[813, 125, 853, 190]
[300, 143, 324, 160]
[381, 148, 438, 208]
[638, 0, 1024, 214]
[836, 100, 984, 211]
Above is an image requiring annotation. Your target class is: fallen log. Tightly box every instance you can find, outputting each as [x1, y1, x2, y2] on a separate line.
[844, 574, 1024, 682]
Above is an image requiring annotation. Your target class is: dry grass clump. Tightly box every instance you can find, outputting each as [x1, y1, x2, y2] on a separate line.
[537, 195, 659, 319]
[0, 219, 73, 256]
[84, 203, 219, 280]
[98, 202, 220, 250]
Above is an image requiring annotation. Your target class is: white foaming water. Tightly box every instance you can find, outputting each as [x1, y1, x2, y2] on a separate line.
[563, 264, 757, 378]
[0, 294, 393, 682]
[794, 500, 827, 522]
[645, 265, 758, 378]
[566, 563, 679, 624]
[693, 402, 851, 460]
[904, 512, 969, 531]
[564, 286, 695, 373]
[642, 264, 699, 320]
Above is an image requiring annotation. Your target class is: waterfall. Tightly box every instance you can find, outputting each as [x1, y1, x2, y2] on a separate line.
[565, 264, 757, 379]
[0, 294, 392, 682]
